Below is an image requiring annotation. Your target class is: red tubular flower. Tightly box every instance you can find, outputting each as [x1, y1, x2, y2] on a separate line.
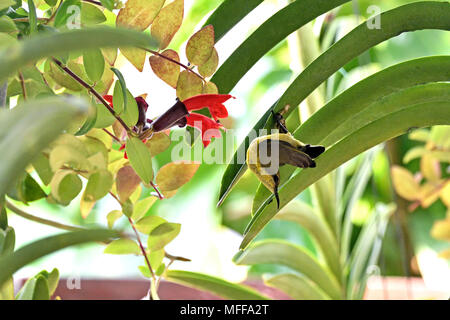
[183, 94, 234, 121]
[186, 113, 223, 148]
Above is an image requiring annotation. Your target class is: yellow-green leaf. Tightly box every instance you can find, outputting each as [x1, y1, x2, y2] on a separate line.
[148, 222, 180, 251]
[151, 0, 184, 50]
[116, 165, 141, 202]
[94, 103, 116, 128]
[126, 137, 153, 184]
[104, 239, 140, 255]
[440, 181, 450, 207]
[149, 49, 180, 88]
[391, 166, 421, 201]
[145, 132, 171, 156]
[198, 48, 218, 78]
[155, 161, 199, 192]
[431, 218, 450, 241]
[420, 153, 441, 182]
[116, 0, 165, 31]
[132, 196, 157, 221]
[120, 47, 146, 72]
[49, 145, 89, 172]
[107, 210, 122, 229]
[176, 70, 202, 101]
[202, 81, 218, 94]
[102, 48, 118, 66]
[185, 25, 214, 66]
[135, 215, 165, 234]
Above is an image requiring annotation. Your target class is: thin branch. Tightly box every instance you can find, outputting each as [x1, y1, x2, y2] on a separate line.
[6, 200, 85, 232]
[51, 57, 133, 136]
[145, 49, 205, 82]
[103, 128, 122, 143]
[18, 71, 27, 100]
[150, 181, 164, 200]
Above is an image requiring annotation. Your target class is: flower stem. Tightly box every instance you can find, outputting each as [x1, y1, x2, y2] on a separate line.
[18, 71, 27, 100]
[51, 57, 133, 136]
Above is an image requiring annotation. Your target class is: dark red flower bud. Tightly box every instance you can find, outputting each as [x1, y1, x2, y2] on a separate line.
[150, 100, 189, 132]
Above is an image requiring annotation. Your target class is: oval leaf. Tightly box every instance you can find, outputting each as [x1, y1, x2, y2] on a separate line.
[176, 70, 203, 101]
[126, 137, 154, 184]
[155, 161, 199, 192]
[151, 0, 184, 50]
[185, 25, 215, 66]
[149, 49, 180, 88]
[116, 0, 165, 31]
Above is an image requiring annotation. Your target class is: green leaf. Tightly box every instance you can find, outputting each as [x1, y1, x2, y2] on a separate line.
[94, 103, 116, 128]
[0, 97, 87, 198]
[0, 0, 14, 11]
[81, 2, 107, 25]
[75, 102, 98, 136]
[216, 2, 450, 204]
[0, 26, 158, 83]
[16, 275, 50, 300]
[126, 137, 153, 184]
[151, 0, 184, 50]
[145, 132, 171, 157]
[104, 238, 140, 255]
[111, 68, 128, 113]
[165, 270, 269, 300]
[83, 49, 105, 83]
[204, 0, 263, 43]
[276, 201, 340, 279]
[84, 170, 113, 201]
[148, 222, 180, 251]
[234, 240, 342, 299]
[185, 25, 215, 66]
[50, 170, 83, 205]
[0, 229, 118, 287]
[211, 0, 349, 93]
[120, 90, 139, 127]
[100, 0, 114, 11]
[0, 16, 18, 33]
[242, 100, 450, 250]
[264, 273, 330, 300]
[27, 0, 38, 35]
[54, 0, 81, 28]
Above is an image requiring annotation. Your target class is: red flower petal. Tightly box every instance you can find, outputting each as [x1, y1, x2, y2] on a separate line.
[103, 95, 114, 108]
[186, 113, 223, 147]
[183, 94, 234, 121]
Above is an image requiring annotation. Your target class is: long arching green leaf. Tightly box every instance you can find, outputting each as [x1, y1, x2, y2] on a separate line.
[276, 202, 341, 279]
[251, 58, 450, 213]
[0, 27, 158, 82]
[234, 240, 342, 299]
[217, 2, 450, 205]
[164, 270, 270, 300]
[211, 0, 350, 93]
[241, 100, 450, 249]
[204, 0, 264, 43]
[264, 273, 331, 300]
[0, 229, 119, 286]
[0, 97, 88, 197]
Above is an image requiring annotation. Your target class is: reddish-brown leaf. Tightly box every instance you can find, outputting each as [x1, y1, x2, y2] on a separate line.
[149, 49, 180, 88]
[116, 165, 142, 202]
